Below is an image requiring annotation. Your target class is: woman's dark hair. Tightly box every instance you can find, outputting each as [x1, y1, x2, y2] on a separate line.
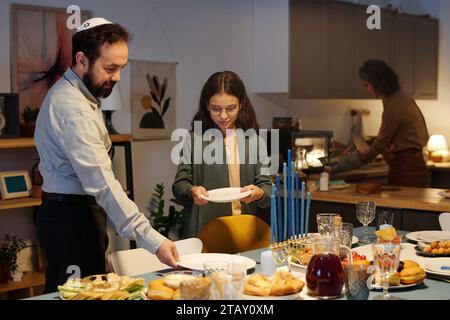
[359, 59, 400, 96]
[72, 23, 131, 66]
[191, 71, 259, 132]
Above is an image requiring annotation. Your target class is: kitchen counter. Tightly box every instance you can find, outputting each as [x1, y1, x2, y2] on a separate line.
[307, 184, 448, 231]
[309, 163, 388, 183]
[310, 184, 450, 212]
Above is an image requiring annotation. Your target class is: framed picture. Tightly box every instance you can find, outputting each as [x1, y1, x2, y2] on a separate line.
[130, 60, 177, 140]
[10, 4, 91, 119]
[0, 171, 32, 200]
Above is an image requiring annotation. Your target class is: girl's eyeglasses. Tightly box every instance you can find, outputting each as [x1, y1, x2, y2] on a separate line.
[207, 105, 240, 116]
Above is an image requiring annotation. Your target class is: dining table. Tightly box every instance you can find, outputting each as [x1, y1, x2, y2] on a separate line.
[26, 227, 449, 300]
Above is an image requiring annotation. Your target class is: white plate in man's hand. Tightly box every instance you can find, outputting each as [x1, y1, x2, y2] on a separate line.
[200, 187, 251, 203]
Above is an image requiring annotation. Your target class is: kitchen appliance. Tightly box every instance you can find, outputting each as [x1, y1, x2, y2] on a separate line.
[279, 128, 333, 173]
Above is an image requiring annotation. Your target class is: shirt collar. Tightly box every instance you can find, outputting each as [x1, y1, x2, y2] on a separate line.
[63, 68, 101, 109]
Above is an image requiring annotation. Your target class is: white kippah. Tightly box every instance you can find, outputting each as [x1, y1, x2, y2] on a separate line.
[76, 17, 113, 33]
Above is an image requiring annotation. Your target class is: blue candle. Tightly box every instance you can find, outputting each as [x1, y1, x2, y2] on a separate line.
[283, 163, 287, 240]
[291, 161, 295, 237]
[271, 184, 277, 242]
[276, 174, 282, 241]
[270, 195, 275, 243]
[295, 173, 299, 236]
[287, 151, 291, 238]
[305, 192, 311, 235]
[301, 181, 305, 236]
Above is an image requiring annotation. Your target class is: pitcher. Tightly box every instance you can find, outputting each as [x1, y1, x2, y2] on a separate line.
[306, 234, 351, 299]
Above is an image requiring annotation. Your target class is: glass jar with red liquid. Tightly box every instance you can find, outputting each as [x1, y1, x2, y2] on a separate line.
[306, 235, 351, 299]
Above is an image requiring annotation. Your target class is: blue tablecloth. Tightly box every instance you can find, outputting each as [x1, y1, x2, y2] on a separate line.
[27, 227, 449, 300]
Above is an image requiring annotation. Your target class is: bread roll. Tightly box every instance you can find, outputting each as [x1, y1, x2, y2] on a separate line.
[388, 272, 401, 286]
[400, 266, 425, 285]
[402, 260, 419, 269]
[147, 289, 173, 300]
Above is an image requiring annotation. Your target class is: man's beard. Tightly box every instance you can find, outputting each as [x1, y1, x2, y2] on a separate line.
[83, 69, 116, 99]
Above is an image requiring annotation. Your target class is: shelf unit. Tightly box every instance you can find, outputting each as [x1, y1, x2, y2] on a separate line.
[0, 134, 133, 297]
[0, 271, 45, 297]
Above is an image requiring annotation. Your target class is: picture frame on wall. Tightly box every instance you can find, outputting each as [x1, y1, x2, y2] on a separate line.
[130, 60, 177, 140]
[0, 170, 32, 200]
[10, 4, 91, 120]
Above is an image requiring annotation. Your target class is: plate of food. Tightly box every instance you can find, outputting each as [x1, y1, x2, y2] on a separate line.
[200, 187, 251, 203]
[370, 260, 426, 290]
[406, 230, 450, 242]
[178, 253, 256, 271]
[243, 271, 305, 300]
[58, 273, 145, 300]
[438, 190, 450, 199]
[415, 240, 450, 257]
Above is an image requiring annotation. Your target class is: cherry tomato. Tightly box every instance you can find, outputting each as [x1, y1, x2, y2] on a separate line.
[360, 255, 366, 260]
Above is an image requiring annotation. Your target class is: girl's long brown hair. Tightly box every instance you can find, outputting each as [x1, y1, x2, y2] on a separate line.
[191, 71, 259, 132]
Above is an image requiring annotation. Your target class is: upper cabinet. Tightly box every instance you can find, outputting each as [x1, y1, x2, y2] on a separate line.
[414, 17, 439, 99]
[254, 0, 439, 99]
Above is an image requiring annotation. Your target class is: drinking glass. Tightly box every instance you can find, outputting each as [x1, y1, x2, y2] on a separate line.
[355, 202, 376, 244]
[345, 263, 371, 300]
[203, 261, 231, 276]
[316, 213, 341, 235]
[341, 222, 354, 248]
[372, 243, 402, 300]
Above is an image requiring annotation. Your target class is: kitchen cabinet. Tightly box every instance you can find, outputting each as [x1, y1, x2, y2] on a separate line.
[257, 0, 439, 99]
[327, 1, 356, 98]
[353, 6, 395, 98]
[414, 16, 439, 99]
[289, 0, 328, 98]
[392, 14, 415, 95]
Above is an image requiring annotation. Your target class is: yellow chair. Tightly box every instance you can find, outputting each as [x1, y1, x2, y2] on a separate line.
[198, 214, 270, 254]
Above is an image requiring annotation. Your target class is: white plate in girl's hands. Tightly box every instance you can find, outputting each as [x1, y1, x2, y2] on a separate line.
[200, 187, 251, 203]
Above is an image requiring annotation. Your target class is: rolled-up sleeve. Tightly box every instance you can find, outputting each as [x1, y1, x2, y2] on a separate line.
[359, 104, 400, 162]
[56, 109, 166, 254]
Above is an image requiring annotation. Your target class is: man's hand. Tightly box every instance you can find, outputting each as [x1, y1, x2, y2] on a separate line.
[190, 186, 209, 206]
[155, 239, 180, 268]
[240, 185, 264, 204]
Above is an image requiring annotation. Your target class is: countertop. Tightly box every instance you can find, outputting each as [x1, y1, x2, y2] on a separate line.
[310, 183, 450, 212]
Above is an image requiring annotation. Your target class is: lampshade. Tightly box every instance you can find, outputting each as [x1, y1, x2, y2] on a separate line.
[101, 85, 123, 111]
[427, 135, 448, 152]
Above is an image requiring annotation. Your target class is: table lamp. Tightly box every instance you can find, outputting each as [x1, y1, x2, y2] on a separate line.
[101, 85, 122, 135]
[427, 135, 449, 162]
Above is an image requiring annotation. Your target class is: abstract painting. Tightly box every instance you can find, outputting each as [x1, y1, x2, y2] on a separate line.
[130, 60, 176, 140]
[11, 4, 90, 121]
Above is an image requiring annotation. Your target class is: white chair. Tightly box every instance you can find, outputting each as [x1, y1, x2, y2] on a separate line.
[108, 237, 203, 276]
[438, 212, 450, 231]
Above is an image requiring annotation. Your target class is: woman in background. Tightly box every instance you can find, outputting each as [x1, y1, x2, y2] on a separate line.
[172, 71, 271, 238]
[331, 59, 429, 187]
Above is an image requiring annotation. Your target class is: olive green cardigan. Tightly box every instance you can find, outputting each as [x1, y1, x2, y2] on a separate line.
[172, 131, 272, 238]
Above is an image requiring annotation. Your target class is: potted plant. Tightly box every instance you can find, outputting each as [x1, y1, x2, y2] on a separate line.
[20, 106, 40, 137]
[147, 183, 185, 240]
[0, 234, 27, 283]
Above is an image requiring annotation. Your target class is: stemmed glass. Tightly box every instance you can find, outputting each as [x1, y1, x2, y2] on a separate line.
[355, 202, 376, 244]
[372, 243, 402, 300]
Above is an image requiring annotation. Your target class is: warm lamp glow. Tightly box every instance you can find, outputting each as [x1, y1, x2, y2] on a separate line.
[427, 135, 448, 152]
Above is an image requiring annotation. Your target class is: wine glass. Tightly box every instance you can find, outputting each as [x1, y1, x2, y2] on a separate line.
[355, 202, 376, 244]
[372, 243, 402, 300]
